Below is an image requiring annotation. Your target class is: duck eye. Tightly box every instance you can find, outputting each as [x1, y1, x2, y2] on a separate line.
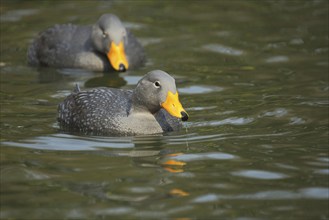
[154, 81, 161, 88]
[102, 32, 108, 38]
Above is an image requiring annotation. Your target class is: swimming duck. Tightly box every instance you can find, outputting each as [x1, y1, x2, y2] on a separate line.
[58, 70, 189, 135]
[28, 14, 145, 72]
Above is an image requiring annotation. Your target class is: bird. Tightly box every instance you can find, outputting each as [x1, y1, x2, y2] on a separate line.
[57, 70, 189, 135]
[27, 14, 145, 72]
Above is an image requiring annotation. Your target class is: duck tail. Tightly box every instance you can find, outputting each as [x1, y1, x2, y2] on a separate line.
[73, 83, 81, 93]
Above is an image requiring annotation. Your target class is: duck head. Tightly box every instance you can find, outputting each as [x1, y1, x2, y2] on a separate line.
[133, 70, 189, 121]
[92, 14, 129, 72]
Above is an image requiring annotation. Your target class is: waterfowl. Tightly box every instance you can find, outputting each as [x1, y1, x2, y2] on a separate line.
[57, 70, 189, 135]
[28, 14, 145, 72]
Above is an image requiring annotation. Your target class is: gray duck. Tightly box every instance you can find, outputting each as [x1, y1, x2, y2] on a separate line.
[28, 14, 145, 72]
[57, 70, 189, 135]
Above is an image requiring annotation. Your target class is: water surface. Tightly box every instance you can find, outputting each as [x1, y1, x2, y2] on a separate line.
[1, 1, 328, 219]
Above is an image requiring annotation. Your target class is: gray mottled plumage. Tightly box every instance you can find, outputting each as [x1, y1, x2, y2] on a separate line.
[57, 70, 187, 136]
[27, 14, 145, 72]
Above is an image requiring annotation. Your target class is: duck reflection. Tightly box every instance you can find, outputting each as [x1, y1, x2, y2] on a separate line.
[84, 72, 126, 88]
[36, 67, 127, 88]
[112, 148, 188, 174]
[161, 153, 187, 173]
[169, 188, 189, 197]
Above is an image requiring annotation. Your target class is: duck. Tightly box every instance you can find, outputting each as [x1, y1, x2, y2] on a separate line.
[27, 14, 145, 72]
[57, 70, 189, 135]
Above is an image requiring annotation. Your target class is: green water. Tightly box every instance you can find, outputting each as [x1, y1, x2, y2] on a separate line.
[1, 1, 328, 219]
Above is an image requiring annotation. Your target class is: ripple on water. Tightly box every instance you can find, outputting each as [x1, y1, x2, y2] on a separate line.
[265, 55, 289, 63]
[166, 133, 226, 145]
[289, 117, 306, 125]
[187, 106, 217, 111]
[192, 117, 254, 127]
[193, 194, 218, 203]
[243, 187, 329, 199]
[129, 187, 155, 194]
[123, 22, 146, 30]
[2, 134, 134, 151]
[94, 207, 135, 216]
[1, 167, 49, 181]
[299, 100, 329, 107]
[202, 44, 244, 56]
[0, 9, 39, 22]
[51, 90, 72, 98]
[314, 169, 329, 175]
[170, 152, 237, 161]
[179, 85, 224, 94]
[259, 108, 288, 118]
[167, 131, 290, 146]
[317, 157, 329, 163]
[300, 187, 329, 199]
[289, 38, 304, 45]
[192, 187, 329, 203]
[231, 170, 288, 180]
[139, 38, 163, 47]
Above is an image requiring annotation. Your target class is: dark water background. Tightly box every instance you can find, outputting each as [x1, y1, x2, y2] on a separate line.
[1, 0, 328, 219]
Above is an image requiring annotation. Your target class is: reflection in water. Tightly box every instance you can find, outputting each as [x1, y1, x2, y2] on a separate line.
[162, 156, 187, 173]
[37, 68, 95, 84]
[169, 188, 189, 197]
[36, 67, 127, 88]
[84, 73, 126, 88]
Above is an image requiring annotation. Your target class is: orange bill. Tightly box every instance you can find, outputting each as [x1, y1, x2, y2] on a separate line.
[107, 41, 129, 71]
[169, 188, 189, 197]
[162, 159, 186, 166]
[161, 91, 188, 121]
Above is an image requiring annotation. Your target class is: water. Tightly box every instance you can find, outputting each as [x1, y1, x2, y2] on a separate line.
[1, 0, 328, 219]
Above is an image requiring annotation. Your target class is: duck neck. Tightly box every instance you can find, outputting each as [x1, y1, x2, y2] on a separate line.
[130, 91, 159, 115]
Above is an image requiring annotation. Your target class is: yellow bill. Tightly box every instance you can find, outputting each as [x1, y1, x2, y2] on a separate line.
[107, 41, 129, 71]
[161, 91, 189, 121]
